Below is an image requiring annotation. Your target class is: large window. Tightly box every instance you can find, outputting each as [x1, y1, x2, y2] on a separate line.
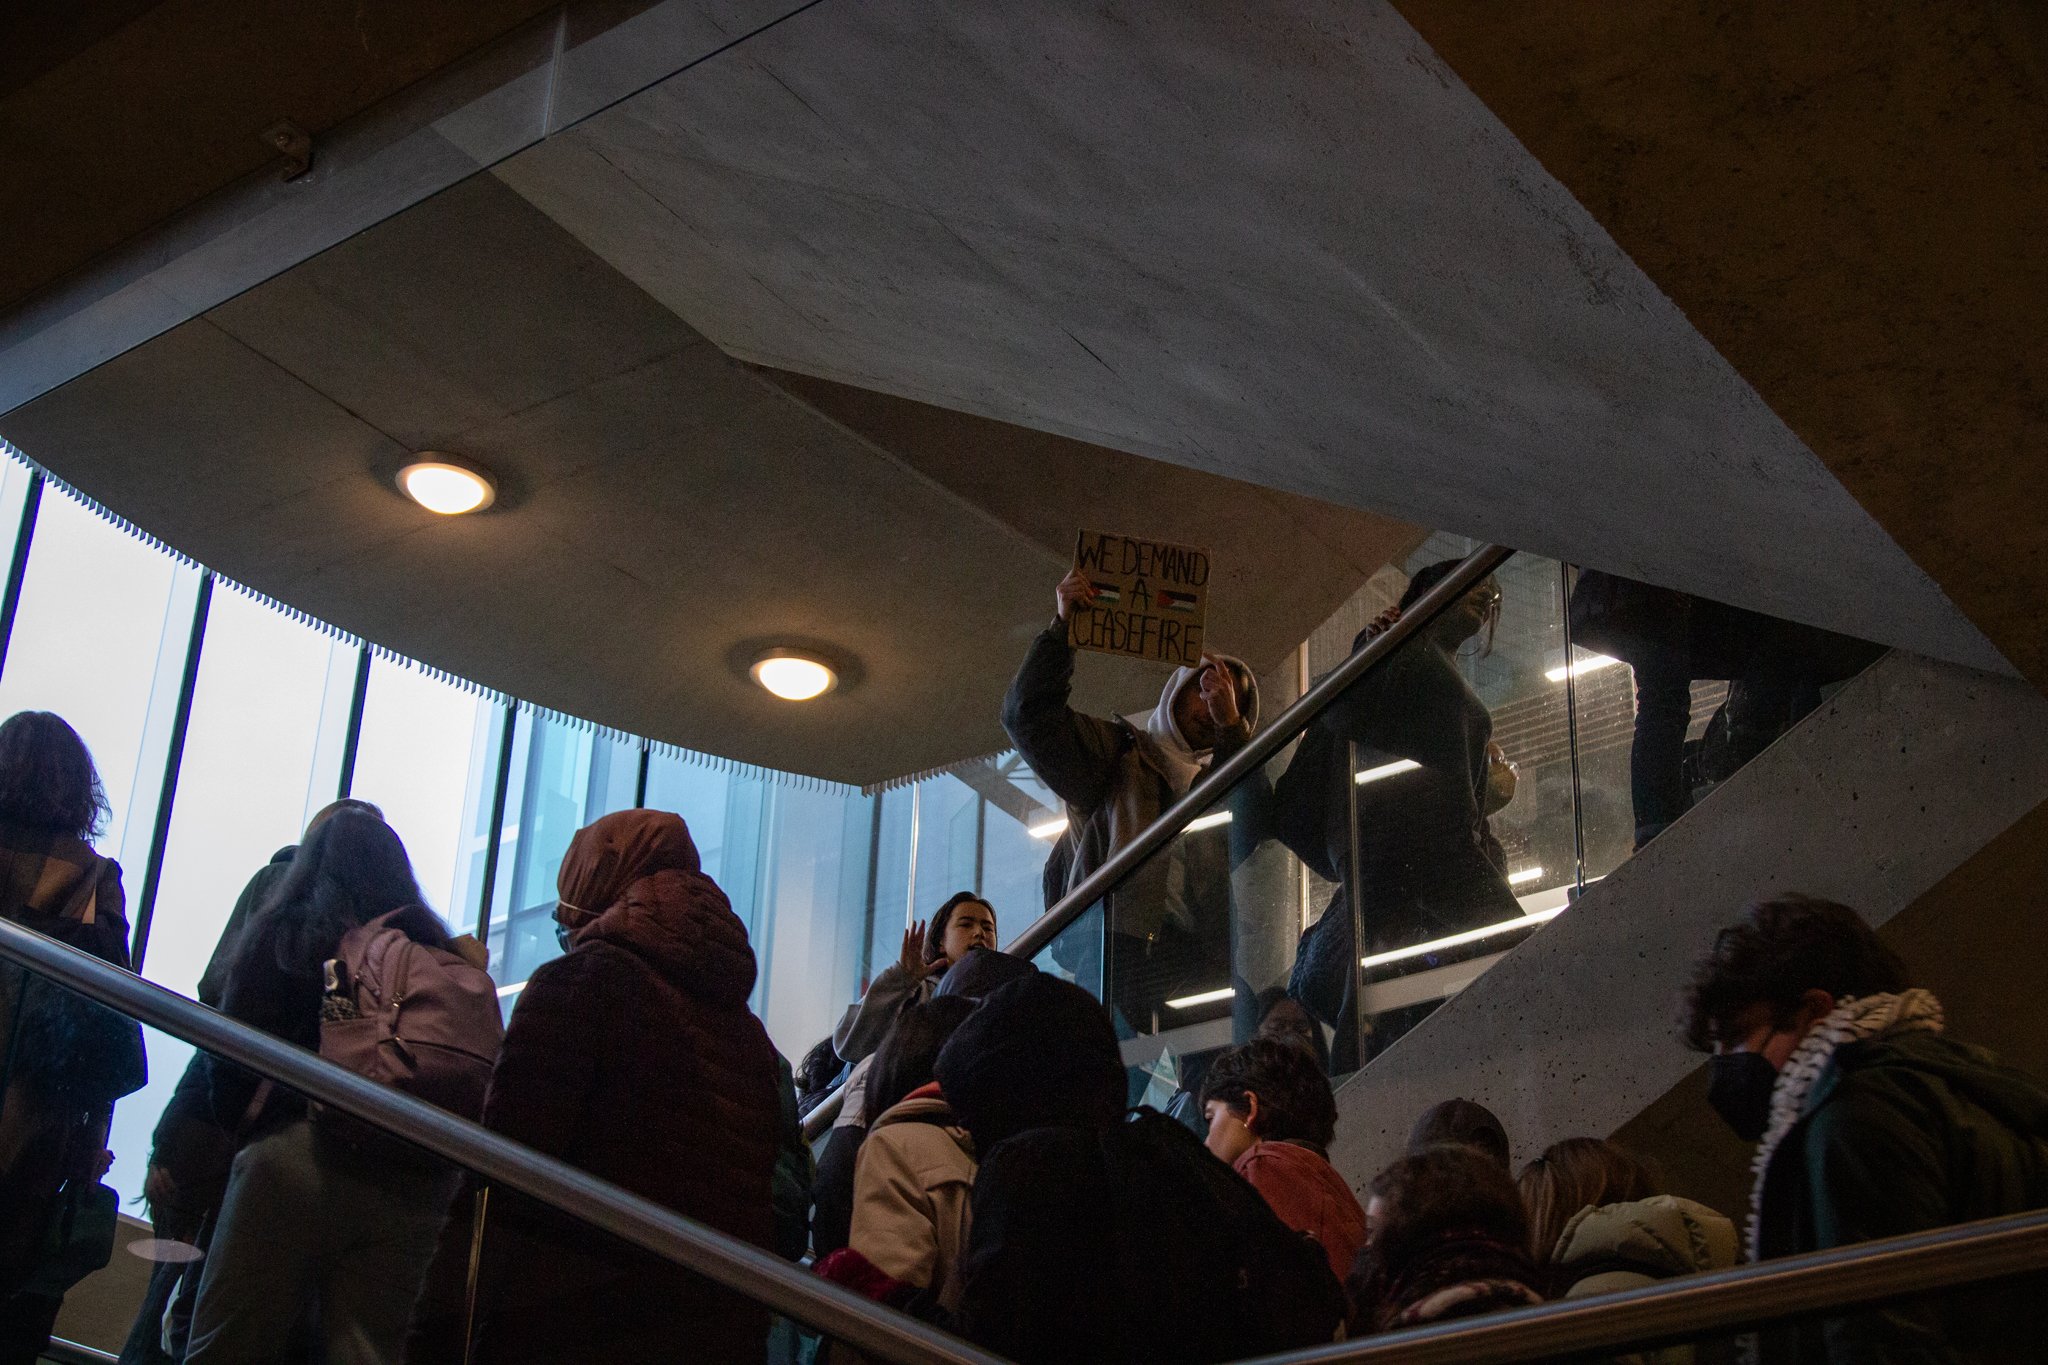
[0, 484, 200, 871]
[348, 656, 501, 928]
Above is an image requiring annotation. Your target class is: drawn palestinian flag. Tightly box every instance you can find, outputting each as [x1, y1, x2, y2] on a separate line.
[1089, 584, 1122, 604]
[1159, 589, 1199, 612]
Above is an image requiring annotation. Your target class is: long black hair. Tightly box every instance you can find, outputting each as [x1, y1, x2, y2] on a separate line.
[247, 807, 439, 976]
[869, 995, 979, 1118]
[0, 711, 110, 841]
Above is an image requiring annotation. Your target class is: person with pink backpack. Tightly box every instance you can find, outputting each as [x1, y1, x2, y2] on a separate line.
[187, 809, 500, 1365]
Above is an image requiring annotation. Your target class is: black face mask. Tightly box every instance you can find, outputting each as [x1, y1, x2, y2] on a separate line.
[1707, 1051, 1780, 1142]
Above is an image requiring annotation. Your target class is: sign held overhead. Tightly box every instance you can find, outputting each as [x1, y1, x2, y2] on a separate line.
[1067, 530, 1212, 668]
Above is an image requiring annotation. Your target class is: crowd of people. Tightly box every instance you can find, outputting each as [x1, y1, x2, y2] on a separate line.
[0, 551, 2039, 1365]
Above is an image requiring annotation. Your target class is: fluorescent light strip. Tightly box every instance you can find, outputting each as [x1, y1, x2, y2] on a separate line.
[1027, 817, 1070, 839]
[1545, 653, 1623, 683]
[1165, 986, 1235, 1010]
[1361, 906, 1563, 970]
[1183, 810, 1232, 832]
[496, 980, 527, 999]
[1355, 759, 1421, 785]
[1506, 865, 1545, 886]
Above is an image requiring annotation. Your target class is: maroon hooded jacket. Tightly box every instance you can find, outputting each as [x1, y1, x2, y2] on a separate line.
[409, 813, 780, 1365]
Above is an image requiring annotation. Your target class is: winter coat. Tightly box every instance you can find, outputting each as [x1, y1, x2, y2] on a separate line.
[939, 976, 1342, 1363]
[1001, 624, 1254, 944]
[143, 854, 304, 1242]
[1233, 1140, 1367, 1282]
[407, 866, 781, 1365]
[1551, 1196, 1737, 1365]
[771, 1052, 814, 1262]
[0, 827, 145, 1295]
[194, 846, 294, 1008]
[1751, 1026, 2048, 1365]
[849, 1088, 976, 1312]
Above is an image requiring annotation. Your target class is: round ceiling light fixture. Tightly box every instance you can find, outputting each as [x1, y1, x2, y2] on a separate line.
[750, 648, 838, 702]
[397, 455, 497, 515]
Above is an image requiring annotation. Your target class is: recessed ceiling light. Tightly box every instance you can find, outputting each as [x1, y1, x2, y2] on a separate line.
[397, 456, 496, 515]
[751, 649, 837, 701]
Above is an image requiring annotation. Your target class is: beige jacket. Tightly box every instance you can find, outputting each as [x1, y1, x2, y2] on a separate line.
[848, 1091, 977, 1311]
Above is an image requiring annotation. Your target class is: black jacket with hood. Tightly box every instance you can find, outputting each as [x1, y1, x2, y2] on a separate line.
[937, 974, 1342, 1364]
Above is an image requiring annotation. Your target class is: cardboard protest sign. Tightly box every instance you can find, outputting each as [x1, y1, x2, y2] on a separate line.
[1067, 530, 1212, 667]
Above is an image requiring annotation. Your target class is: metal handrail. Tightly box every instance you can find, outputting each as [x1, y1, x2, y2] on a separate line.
[802, 544, 1514, 1139]
[0, 917, 1005, 1365]
[1236, 1207, 2048, 1365]
[42, 1339, 118, 1364]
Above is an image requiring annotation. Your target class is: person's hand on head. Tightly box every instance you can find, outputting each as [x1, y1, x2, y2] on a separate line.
[1055, 568, 1099, 622]
[1198, 653, 1242, 729]
[899, 921, 949, 980]
[1365, 607, 1402, 640]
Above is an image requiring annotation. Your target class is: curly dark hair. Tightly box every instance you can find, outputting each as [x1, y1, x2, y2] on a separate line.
[1682, 894, 1909, 1051]
[1199, 1037, 1338, 1149]
[0, 711, 111, 840]
[1368, 1146, 1531, 1285]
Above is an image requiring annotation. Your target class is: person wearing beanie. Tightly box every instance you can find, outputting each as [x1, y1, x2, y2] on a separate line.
[1407, 1098, 1511, 1170]
[941, 976, 1343, 1362]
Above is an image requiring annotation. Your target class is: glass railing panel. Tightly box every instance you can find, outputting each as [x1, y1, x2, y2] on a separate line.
[1337, 549, 1573, 1068]
[0, 961, 476, 1364]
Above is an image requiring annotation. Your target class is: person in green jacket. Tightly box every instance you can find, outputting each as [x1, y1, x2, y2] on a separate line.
[1684, 894, 2048, 1364]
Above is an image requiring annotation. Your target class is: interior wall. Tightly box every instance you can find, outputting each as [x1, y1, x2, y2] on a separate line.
[1617, 796, 2048, 1221]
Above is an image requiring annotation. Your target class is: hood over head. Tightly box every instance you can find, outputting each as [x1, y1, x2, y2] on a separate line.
[934, 947, 1037, 1001]
[934, 973, 1124, 1151]
[1142, 654, 1260, 794]
[557, 811, 754, 1004]
[556, 809, 700, 934]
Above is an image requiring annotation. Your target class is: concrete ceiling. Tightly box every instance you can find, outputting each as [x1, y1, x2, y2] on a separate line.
[0, 174, 1416, 786]
[1377, 0, 2048, 690]
[488, 0, 2008, 674]
[0, 0, 567, 310]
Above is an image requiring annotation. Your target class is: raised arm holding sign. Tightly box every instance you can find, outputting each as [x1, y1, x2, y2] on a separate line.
[1064, 530, 1212, 668]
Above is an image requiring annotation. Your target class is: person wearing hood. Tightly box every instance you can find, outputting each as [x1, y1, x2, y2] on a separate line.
[939, 974, 1343, 1363]
[406, 810, 781, 1365]
[1518, 1138, 1735, 1365]
[1685, 894, 2048, 1364]
[1248, 559, 1518, 1070]
[1002, 567, 1260, 1034]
